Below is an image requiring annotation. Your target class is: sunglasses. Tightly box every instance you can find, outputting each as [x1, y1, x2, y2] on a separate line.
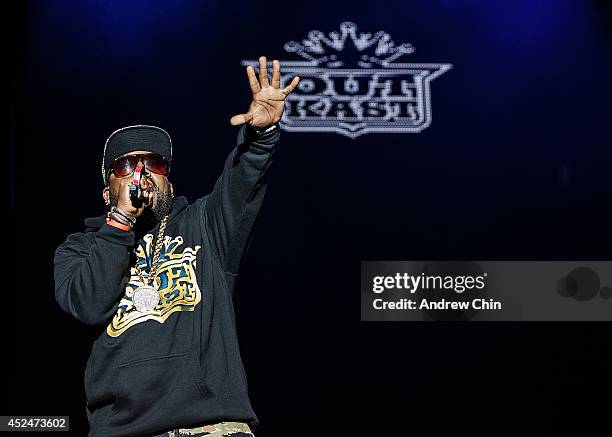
[110, 153, 170, 179]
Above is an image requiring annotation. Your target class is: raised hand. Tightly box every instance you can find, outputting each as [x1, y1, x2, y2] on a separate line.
[230, 56, 300, 128]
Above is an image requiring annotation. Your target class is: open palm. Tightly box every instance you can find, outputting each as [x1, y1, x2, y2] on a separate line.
[230, 56, 300, 129]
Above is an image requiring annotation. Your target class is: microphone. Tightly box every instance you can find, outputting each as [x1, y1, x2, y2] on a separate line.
[129, 164, 146, 200]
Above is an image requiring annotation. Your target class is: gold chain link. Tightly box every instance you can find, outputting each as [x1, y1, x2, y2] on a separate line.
[134, 215, 169, 287]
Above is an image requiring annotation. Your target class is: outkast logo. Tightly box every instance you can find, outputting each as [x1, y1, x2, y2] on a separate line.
[241, 21, 452, 139]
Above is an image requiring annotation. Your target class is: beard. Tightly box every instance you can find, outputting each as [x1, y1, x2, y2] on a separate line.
[109, 188, 174, 232]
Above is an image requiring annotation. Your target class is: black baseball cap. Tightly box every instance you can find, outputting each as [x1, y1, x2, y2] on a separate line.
[102, 124, 173, 185]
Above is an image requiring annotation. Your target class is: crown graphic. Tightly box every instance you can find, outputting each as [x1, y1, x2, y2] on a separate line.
[283, 21, 415, 68]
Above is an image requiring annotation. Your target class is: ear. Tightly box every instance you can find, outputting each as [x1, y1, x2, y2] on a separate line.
[102, 186, 110, 206]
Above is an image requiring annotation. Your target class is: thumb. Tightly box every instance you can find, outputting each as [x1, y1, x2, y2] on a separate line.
[230, 112, 253, 126]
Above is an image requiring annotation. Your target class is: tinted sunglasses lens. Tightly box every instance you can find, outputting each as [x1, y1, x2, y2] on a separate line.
[142, 154, 168, 175]
[113, 156, 138, 178]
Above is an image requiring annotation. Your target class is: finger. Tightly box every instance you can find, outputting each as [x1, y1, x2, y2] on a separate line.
[267, 88, 292, 101]
[230, 112, 253, 126]
[258, 56, 270, 87]
[282, 76, 301, 96]
[272, 59, 281, 88]
[246, 66, 261, 94]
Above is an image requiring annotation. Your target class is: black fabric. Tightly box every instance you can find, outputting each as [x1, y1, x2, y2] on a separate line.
[103, 125, 173, 184]
[55, 124, 280, 437]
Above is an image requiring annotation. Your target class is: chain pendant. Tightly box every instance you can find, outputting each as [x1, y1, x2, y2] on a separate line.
[131, 215, 169, 313]
[132, 285, 160, 313]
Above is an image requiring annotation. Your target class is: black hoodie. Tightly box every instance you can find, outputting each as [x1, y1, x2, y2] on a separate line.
[54, 124, 279, 437]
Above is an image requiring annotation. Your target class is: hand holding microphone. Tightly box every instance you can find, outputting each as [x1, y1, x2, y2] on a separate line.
[115, 164, 152, 219]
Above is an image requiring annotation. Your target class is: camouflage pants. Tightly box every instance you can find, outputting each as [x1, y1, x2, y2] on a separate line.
[151, 421, 254, 437]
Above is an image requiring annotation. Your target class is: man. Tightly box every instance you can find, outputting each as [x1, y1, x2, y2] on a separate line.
[53, 56, 299, 437]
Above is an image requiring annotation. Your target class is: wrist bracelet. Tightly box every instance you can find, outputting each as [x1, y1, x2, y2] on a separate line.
[106, 217, 131, 231]
[254, 124, 278, 135]
[107, 212, 132, 227]
[111, 206, 137, 224]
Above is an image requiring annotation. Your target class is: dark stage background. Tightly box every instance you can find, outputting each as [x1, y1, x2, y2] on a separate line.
[8, 1, 612, 435]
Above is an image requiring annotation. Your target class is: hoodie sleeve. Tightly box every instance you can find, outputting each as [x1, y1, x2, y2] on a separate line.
[201, 123, 280, 274]
[53, 223, 136, 325]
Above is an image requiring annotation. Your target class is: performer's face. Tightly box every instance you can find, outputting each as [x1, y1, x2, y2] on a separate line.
[104, 150, 174, 222]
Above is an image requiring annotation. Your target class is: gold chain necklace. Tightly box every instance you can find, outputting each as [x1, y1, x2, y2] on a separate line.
[132, 215, 169, 313]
